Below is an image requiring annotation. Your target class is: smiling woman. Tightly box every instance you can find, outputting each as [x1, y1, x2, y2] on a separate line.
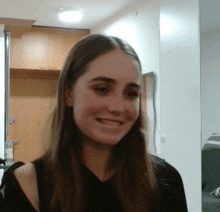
[2, 34, 188, 212]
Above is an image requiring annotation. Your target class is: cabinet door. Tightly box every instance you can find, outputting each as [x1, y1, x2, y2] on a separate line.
[10, 27, 49, 70]
[48, 28, 90, 70]
[10, 75, 58, 162]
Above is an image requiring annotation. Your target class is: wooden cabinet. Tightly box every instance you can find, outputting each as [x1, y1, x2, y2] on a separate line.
[9, 26, 90, 162]
[10, 27, 90, 70]
[10, 74, 58, 162]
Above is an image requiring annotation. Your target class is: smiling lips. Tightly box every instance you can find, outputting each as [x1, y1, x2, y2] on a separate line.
[96, 118, 124, 126]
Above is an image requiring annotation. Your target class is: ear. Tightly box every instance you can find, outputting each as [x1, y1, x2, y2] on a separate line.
[64, 89, 74, 107]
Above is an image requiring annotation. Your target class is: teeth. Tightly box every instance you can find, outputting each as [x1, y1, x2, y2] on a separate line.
[98, 119, 121, 126]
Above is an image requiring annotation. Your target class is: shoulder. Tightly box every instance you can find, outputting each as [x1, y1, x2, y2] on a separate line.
[14, 162, 35, 174]
[151, 155, 186, 192]
[151, 155, 188, 211]
[151, 155, 182, 179]
[14, 163, 37, 184]
[13, 163, 39, 211]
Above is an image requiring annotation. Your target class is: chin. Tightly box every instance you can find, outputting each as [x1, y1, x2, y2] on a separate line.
[98, 140, 121, 147]
[93, 136, 123, 147]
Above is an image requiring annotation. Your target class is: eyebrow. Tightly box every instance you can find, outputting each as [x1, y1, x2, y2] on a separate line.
[88, 76, 141, 89]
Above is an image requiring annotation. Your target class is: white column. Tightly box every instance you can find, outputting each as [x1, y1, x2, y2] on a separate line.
[160, 1, 201, 211]
[0, 25, 5, 181]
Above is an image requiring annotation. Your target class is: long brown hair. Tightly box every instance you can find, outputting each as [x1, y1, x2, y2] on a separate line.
[41, 34, 158, 212]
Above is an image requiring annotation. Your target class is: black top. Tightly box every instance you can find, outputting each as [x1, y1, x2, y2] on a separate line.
[2, 156, 188, 212]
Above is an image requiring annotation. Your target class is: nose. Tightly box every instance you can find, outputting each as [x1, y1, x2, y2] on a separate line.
[107, 95, 125, 115]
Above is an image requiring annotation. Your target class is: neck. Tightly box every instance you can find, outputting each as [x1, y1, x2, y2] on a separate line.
[82, 140, 114, 182]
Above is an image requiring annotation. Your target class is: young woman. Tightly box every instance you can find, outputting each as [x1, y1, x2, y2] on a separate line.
[3, 34, 188, 212]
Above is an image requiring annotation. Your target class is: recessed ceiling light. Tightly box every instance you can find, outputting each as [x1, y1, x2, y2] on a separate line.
[59, 9, 82, 22]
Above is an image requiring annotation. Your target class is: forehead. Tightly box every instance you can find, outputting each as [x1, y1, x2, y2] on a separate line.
[80, 50, 141, 84]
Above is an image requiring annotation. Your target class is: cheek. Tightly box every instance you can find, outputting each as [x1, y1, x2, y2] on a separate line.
[73, 93, 104, 118]
[127, 101, 140, 121]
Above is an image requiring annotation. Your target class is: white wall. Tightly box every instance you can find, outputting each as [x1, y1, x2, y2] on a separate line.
[92, 0, 201, 211]
[200, 0, 220, 148]
[0, 25, 5, 181]
[160, 1, 200, 212]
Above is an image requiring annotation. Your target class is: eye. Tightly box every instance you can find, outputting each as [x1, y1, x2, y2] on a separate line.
[125, 91, 139, 99]
[93, 87, 110, 95]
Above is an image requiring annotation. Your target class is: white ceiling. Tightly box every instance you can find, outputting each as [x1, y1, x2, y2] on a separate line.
[0, 0, 136, 30]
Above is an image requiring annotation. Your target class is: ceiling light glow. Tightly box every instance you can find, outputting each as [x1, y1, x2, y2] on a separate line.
[160, 17, 174, 34]
[59, 10, 82, 22]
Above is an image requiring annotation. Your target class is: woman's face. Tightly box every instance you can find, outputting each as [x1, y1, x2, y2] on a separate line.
[66, 50, 141, 147]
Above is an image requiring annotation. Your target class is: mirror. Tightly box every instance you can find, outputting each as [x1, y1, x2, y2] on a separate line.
[142, 72, 157, 155]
